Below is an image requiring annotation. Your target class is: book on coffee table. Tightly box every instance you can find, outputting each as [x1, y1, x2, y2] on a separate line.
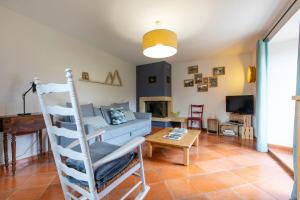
[163, 128, 188, 140]
[163, 134, 182, 141]
[170, 128, 188, 135]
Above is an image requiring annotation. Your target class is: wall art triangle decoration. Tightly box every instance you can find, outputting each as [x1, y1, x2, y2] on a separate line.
[79, 70, 123, 87]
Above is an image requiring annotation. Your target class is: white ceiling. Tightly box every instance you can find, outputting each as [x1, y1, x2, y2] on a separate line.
[0, 0, 292, 65]
[271, 8, 300, 43]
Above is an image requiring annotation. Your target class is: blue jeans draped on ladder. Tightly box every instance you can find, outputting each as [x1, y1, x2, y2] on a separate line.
[256, 40, 269, 153]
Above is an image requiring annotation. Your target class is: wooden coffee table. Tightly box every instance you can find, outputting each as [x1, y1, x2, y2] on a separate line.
[146, 128, 200, 165]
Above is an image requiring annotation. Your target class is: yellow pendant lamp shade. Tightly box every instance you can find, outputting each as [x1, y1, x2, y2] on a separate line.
[143, 29, 177, 58]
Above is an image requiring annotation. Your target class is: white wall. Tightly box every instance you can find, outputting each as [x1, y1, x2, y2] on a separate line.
[172, 53, 255, 128]
[0, 6, 136, 163]
[268, 38, 298, 147]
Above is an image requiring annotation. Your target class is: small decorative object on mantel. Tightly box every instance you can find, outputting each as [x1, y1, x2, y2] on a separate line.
[184, 79, 194, 87]
[171, 111, 180, 117]
[82, 72, 90, 80]
[79, 70, 123, 87]
[197, 83, 208, 92]
[213, 66, 225, 76]
[209, 76, 218, 87]
[194, 73, 202, 84]
[188, 65, 198, 74]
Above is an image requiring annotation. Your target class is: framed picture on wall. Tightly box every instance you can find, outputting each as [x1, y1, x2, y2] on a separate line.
[148, 76, 157, 84]
[82, 72, 90, 80]
[194, 73, 202, 84]
[184, 79, 194, 87]
[188, 65, 198, 74]
[213, 66, 225, 75]
[197, 84, 208, 92]
[202, 77, 208, 84]
[209, 76, 218, 87]
[167, 76, 171, 84]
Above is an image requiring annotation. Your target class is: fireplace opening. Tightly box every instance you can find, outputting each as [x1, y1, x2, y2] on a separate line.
[145, 101, 168, 118]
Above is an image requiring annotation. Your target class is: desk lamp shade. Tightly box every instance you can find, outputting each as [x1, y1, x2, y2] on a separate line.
[32, 82, 37, 93]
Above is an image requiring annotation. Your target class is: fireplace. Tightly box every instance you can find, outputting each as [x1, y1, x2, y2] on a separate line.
[145, 101, 168, 118]
[139, 96, 172, 120]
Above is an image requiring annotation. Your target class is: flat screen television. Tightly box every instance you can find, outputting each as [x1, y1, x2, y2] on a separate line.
[226, 95, 254, 114]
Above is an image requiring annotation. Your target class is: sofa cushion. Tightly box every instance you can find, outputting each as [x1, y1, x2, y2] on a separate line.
[93, 107, 102, 116]
[111, 101, 130, 110]
[81, 103, 95, 117]
[131, 126, 151, 137]
[100, 105, 113, 124]
[110, 108, 127, 125]
[83, 116, 109, 129]
[104, 133, 131, 146]
[66, 103, 95, 122]
[101, 119, 150, 140]
[66, 141, 136, 189]
[123, 110, 136, 121]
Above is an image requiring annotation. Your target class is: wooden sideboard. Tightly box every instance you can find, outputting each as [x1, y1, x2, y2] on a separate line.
[0, 113, 47, 175]
[219, 113, 253, 139]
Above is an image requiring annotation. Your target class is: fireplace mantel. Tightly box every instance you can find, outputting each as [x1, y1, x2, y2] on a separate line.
[139, 96, 172, 102]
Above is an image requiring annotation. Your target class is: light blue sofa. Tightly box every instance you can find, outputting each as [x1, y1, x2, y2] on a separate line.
[57, 103, 152, 146]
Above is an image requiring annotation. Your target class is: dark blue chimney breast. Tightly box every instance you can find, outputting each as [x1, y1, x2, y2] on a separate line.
[136, 61, 172, 111]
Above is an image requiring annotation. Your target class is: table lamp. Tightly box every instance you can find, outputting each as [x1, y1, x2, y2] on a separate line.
[18, 82, 36, 116]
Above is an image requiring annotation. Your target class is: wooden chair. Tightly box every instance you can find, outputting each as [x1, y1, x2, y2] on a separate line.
[187, 104, 204, 130]
[34, 69, 149, 200]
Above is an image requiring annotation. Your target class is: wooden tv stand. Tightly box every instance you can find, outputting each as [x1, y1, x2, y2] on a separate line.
[219, 113, 253, 139]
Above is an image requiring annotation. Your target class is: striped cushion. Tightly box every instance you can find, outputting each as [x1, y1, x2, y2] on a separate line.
[123, 110, 136, 121]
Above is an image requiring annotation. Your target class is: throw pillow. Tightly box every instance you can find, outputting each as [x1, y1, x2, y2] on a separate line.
[93, 107, 102, 116]
[66, 103, 95, 122]
[66, 102, 95, 117]
[100, 105, 114, 124]
[109, 108, 127, 125]
[123, 110, 136, 121]
[111, 101, 130, 110]
[83, 116, 109, 129]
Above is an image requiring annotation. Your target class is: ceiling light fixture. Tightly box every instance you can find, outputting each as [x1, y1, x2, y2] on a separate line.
[142, 25, 177, 58]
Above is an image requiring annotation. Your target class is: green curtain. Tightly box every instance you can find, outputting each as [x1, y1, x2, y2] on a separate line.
[291, 26, 300, 200]
[256, 40, 269, 152]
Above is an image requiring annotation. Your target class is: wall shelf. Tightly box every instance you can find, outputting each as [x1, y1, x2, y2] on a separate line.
[78, 70, 122, 87]
[78, 79, 122, 87]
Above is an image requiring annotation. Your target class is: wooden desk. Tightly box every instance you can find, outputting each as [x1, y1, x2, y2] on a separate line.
[0, 114, 46, 175]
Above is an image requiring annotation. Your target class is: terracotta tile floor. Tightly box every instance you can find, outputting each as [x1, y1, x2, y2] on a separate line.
[0, 133, 294, 200]
[269, 147, 293, 175]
